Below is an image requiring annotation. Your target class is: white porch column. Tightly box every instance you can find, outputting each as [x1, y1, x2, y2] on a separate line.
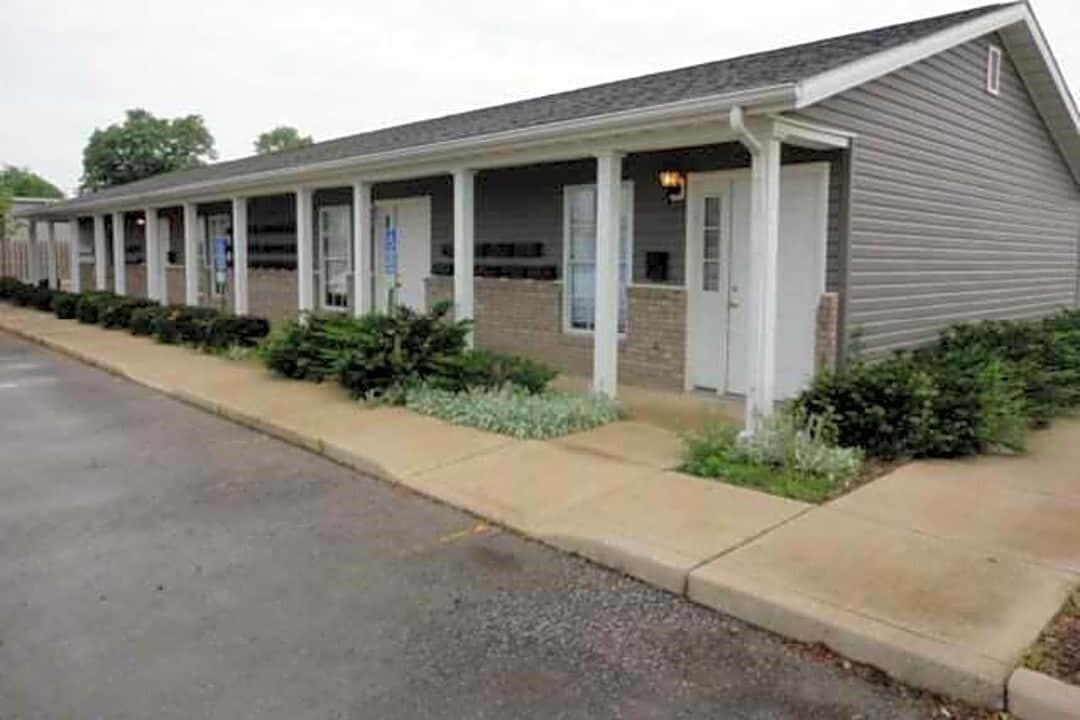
[296, 188, 314, 313]
[112, 212, 126, 295]
[452, 168, 476, 343]
[145, 208, 160, 303]
[743, 135, 782, 432]
[232, 197, 249, 315]
[183, 202, 199, 305]
[593, 150, 623, 397]
[93, 214, 107, 290]
[352, 181, 372, 317]
[68, 219, 81, 293]
[46, 222, 58, 289]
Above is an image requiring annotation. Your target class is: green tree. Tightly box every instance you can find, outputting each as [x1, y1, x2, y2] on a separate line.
[81, 109, 216, 192]
[254, 125, 313, 155]
[0, 165, 64, 198]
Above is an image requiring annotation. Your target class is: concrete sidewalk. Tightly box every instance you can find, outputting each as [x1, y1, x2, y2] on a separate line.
[2, 304, 1078, 710]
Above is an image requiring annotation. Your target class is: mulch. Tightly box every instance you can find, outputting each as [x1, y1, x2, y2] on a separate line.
[1025, 588, 1080, 686]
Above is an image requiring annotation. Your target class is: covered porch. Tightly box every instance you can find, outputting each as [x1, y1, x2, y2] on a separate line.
[30, 111, 852, 432]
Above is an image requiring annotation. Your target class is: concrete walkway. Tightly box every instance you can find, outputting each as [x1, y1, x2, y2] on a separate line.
[2, 304, 1078, 710]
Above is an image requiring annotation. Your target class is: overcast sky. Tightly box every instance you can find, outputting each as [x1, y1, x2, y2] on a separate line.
[2, 0, 1076, 195]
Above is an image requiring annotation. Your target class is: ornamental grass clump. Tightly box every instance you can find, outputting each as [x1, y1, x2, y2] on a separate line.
[405, 384, 621, 439]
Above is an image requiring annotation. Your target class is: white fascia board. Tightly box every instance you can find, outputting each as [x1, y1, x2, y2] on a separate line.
[1009, 3, 1080, 132]
[795, 4, 1028, 109]
[771, 116, 854, 149]
[34, 84, 797, 219]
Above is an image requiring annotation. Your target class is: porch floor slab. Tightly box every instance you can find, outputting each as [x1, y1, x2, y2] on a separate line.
[552, 374, 743, 432]
[551, 420, 685, 470]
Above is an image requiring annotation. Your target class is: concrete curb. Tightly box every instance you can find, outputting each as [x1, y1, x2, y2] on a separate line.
[686, 567, 1011, 709]
[1008, 668, 1080, 720]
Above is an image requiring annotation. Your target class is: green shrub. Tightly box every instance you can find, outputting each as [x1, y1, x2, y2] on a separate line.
[796, 311, 1080, 460]
[151, 305, 220, 344]
[101, 297, 158, 329]
[51, 292, 79, 319]
[405, 384, 621, 439]
[795, 355, 938, 459]
[7, 278, 45, 306]
[28, 285, 55, 311]
[259, 312, 365, 381]
[0, 276, 24, 300]
[75, 291, 116, 324]
[436, 349, 557, 394]
[204, 315, 271, 349]
[129, 306, 167, 336]
[336, 303, 471, 399]
[922, 317, 1080, 426]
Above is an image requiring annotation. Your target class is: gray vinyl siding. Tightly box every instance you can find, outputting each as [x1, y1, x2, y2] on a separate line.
[794, 34, 1080, 357]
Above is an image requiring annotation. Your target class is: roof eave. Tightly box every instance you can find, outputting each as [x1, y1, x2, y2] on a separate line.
[27, 83, 798, 219]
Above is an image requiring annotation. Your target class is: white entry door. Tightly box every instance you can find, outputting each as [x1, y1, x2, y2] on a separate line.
[318, 204, 351, 311]
[373, 197, 432, 312]
[686, 163, 829, 399]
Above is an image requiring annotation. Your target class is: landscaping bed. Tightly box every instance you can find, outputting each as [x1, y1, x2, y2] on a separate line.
[681, 309, 1080, 503]
[260, 302, 619, 439]
[0, 277, 270, 353]
[1025, 588, 1080, 687]
[2, 277, 617, 440]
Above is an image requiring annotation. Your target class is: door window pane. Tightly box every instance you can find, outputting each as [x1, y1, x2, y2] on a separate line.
[702, 194, 722, 293]
[704, 196, 720, 227]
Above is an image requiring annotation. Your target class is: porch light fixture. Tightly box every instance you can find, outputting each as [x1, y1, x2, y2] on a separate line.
[658, 169, 686, 203]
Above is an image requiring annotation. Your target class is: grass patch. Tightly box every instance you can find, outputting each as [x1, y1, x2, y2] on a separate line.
[405, 384, 620, 439]
[680, 416, 863, 504]
[682, 450, 839, 503]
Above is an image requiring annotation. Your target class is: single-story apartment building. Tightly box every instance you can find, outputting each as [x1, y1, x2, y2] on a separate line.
[16, 1, 1080, 432]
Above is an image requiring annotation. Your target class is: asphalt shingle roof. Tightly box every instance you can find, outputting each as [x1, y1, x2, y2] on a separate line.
[53, 3, 1010, 210]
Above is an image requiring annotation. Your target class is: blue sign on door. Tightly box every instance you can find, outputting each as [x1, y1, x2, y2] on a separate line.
[383, 227, 398, 275]
[213, 236, 228, 271]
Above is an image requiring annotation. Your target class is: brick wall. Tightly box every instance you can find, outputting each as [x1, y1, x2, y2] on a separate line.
[623, 285, 687, 388]
[248, 269, 297, 325]
[125, 265, 147, 299]
[166, 267, 185, 305]
[427, 276, 686, 390]
[815, 292, 840, 373]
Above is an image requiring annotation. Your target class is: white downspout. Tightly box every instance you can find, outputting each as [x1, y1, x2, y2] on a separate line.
[729, 106, 761, 155]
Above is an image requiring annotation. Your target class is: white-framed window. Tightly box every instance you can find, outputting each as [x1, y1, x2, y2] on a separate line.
[562, 181, 633, 333]
[987, 45, 1002, 96]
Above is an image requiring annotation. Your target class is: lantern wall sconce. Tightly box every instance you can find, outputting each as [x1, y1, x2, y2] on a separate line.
[658, 169, 686, 203]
